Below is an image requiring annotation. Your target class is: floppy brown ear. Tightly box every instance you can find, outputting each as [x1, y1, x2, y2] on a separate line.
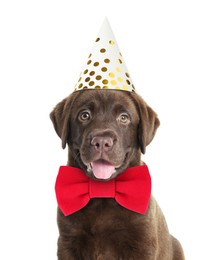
[131, 93, 160, 154]
[50, 93, 78, 149]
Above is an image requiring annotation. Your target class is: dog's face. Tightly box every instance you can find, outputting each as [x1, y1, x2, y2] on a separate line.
[50, 90, 159, 180]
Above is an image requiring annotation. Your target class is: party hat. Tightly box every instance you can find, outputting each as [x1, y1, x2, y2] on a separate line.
[74, 18, 136, 92]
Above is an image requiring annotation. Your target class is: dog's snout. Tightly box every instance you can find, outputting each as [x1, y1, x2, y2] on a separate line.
[91, 136, 114, 152]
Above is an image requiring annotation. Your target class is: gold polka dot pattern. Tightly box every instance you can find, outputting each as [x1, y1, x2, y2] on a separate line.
[74, 18, 135, 92]
[101, 67, 107, 72]
[93, 62, 99, 66]
[102, 79, 108, 84]
[118, 77, 123, 82]
[109, 72, 115, 77]
[111, 80, 117, 85]
[96, 75, 102, 80]
[89, 71, 95, 76]
[89, 81, 94, 86]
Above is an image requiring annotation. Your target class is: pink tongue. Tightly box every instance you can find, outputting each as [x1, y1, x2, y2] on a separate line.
[91, 160, 115, 179]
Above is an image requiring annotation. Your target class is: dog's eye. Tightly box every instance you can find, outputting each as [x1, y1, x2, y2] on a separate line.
[118, 113, 130, 124]
[79, 111, 91, 121]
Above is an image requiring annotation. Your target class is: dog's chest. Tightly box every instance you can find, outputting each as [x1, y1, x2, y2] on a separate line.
[60, 199, 147, 257]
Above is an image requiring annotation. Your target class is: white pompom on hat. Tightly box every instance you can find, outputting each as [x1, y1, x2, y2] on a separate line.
[74, 18, 136, 92]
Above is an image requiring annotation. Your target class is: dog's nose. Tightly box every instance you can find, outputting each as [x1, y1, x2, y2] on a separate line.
[91, 136, 114, 152]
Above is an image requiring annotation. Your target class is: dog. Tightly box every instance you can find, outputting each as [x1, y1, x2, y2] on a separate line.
[50, 89, 185, 259]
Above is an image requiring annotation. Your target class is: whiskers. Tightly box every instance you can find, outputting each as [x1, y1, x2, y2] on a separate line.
[72, 151, 81, 165]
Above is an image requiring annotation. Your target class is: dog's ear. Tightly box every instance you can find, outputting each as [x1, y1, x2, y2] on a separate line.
[50, 93, 77, 149]
[131, 93, 160, 154]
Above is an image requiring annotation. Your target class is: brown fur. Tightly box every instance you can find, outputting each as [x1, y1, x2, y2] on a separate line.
[50, 90, 185, 259]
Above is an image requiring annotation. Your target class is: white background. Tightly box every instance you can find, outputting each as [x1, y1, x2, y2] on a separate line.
[0, 0, 211, 259]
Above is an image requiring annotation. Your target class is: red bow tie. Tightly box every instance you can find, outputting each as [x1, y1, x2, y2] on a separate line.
[55, 165, 151, 216]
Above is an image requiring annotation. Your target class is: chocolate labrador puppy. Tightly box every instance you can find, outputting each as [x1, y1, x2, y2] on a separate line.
[50, 89, 185, 259]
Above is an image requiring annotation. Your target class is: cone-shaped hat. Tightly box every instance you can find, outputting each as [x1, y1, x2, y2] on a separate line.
[74, 18, 135, 92]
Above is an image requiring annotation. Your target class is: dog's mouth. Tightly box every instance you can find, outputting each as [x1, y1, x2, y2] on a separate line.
[86, 159, 121, 180]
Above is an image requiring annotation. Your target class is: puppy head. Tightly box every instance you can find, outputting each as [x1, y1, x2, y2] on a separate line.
[50, 90, 159, 180]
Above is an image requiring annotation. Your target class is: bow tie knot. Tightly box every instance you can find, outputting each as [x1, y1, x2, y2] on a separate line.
[89, 179, 115, 198]
[55, 165, 151, 216]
